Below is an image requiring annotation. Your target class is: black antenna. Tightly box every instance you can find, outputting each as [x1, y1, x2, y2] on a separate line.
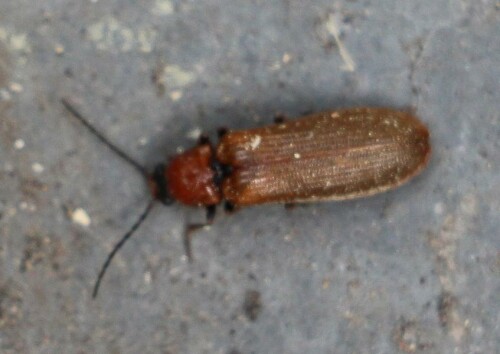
[61, 98, 148, 177]
[60, 98, 157, 298]
[93, 199, 156, 298]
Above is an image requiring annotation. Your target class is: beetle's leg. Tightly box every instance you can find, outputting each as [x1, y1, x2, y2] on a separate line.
[273, 114, 287, 124]
[184, 205, 216, 262]
[198, 134, 210, 146]
[224, 201, 235, 213]
[206, 204, 217, 222]
[217, 127, 228, 139]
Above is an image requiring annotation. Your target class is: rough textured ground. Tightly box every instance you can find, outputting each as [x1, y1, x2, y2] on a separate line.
[0, 1, 498, 353]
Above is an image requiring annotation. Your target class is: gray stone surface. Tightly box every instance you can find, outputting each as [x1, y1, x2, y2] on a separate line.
[0, 1, 498, 353]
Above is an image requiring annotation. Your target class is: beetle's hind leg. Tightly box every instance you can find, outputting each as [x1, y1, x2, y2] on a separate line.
[184, 205, 216, 262]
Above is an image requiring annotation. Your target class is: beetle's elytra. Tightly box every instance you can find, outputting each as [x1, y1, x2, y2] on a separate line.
[62, 101, 431, 297]
[153, 107, 430, 207]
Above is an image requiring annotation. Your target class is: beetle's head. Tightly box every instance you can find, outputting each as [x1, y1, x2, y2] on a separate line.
[148, 164, 175, 205]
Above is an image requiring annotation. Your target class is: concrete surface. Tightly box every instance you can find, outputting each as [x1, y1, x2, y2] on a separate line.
[0, 1, 499, 353]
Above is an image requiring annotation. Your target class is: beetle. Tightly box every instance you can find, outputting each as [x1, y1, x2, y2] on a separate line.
[61, 100, 431, 297]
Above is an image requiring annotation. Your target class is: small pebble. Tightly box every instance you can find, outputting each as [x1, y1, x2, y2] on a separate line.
[71, 208, 91, 227]
[169, 90, 183, 101]
[14, 139, 25, 150]
[9, 82, 23, 93]
[282, 52, 291, 64]
[32, 163, 44, 173]
[54, 44, 65, 55]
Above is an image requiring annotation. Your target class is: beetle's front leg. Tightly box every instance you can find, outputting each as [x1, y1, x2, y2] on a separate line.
[184, 205, 216, 262]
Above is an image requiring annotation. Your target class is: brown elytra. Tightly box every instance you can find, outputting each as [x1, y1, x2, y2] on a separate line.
[158, 107, 430, 207]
